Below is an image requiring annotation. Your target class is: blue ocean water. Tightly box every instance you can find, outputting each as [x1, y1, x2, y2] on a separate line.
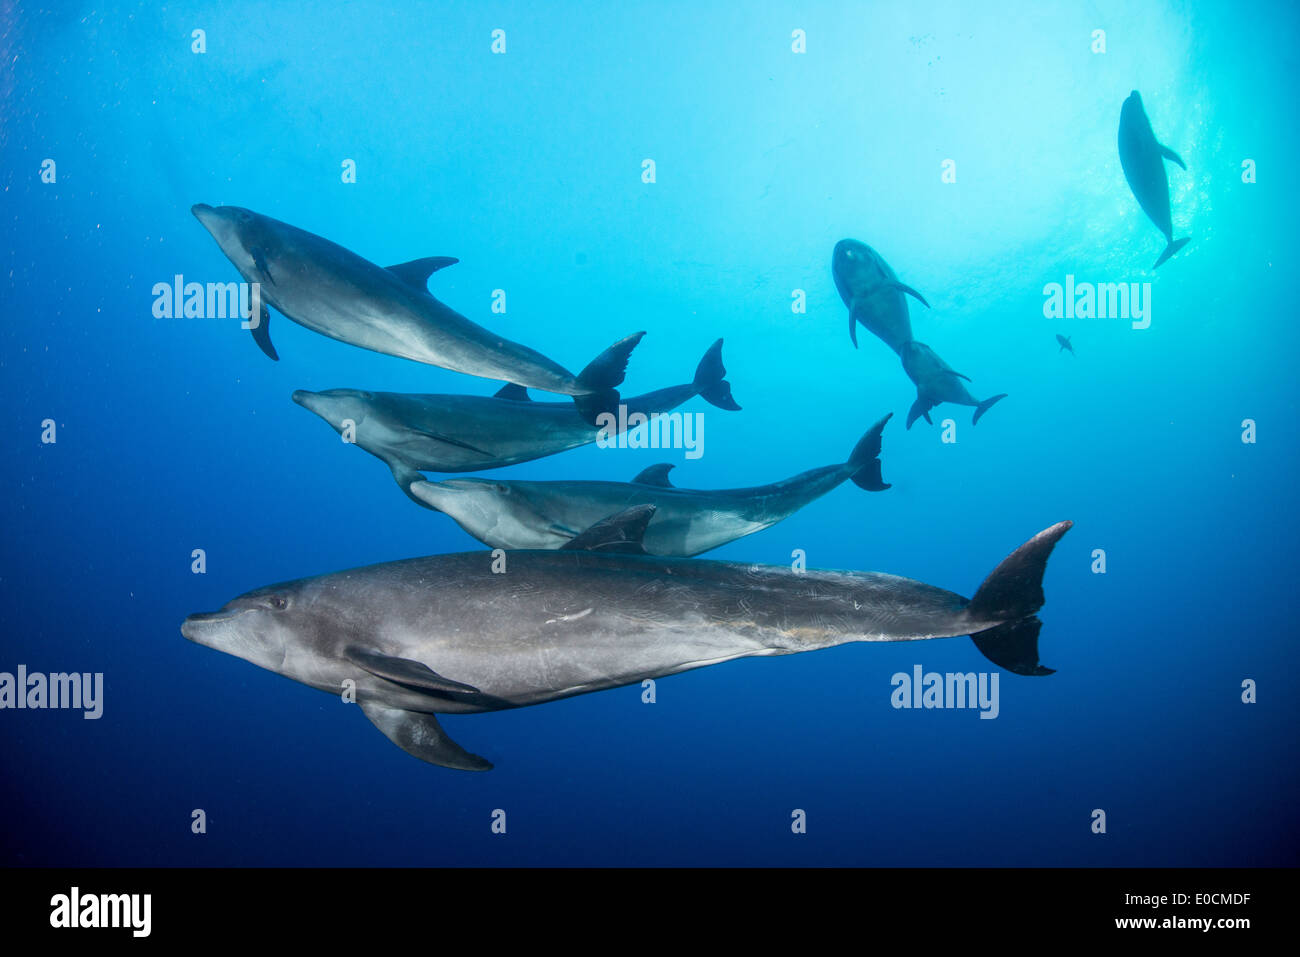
[1, 0, 1296, 867]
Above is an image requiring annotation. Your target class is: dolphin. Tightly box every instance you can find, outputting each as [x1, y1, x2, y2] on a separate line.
[1118, 91, 1190, 269]
[291, 339, 741, 494]
[832, 239, 929, 353]
[191, 204, 642, 421]
[901, 341, 1007, 429]
[407, 414, 893, 555]
[181, 508, 1073, 771]
[1056, 334, 1075, 356]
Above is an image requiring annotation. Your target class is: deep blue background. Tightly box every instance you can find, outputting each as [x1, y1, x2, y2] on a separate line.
[1, 1, 1296, 866]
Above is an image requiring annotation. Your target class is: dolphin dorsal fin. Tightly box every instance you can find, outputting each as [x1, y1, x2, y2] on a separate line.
[494, 382, 531, 401]
[345, 647, 481, 695]
[561, 504, 656, 554]
[632, 463, 675, 487]
[387, 256, 459, 293]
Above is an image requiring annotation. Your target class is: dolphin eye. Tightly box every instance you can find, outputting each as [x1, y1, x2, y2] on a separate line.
[267, 596, 287, 610]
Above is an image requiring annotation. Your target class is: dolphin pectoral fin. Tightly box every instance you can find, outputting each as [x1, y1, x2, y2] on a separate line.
[632, 463, 676, 487]
[1153, 236, 1190, 269]
[493, 382, 531, 401]
[848, 306, 860, 348]
[250, 303, 278, 360]
[387, 256, 459, 293]
[1158, 144, 1187, 171]
[971, 617, 1054, 676]
[359, 702, 493, 771]
[561, 504, 656, 554]
[972, 393, 1007, 425]
[346, 647, 482, 696]
[942, 369, 972, 383]
[250, 247, 273, 285]
[885, 281, 930, 308]
[906, 397, 932, 430]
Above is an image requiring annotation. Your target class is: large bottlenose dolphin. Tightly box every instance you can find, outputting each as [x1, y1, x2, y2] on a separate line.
[901, 341, 1007, 429]
[832, 239, 929, 353]
[407, 414, 893, 555]
[181, 509, 1072, 770]
[291, 339, 740, 493]
[1118, 91, 1190, 269]
[191, 204, 641, 420]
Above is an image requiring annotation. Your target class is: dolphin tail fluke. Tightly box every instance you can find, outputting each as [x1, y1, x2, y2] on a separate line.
[971, 618, 1052, 677]
[971, 393, 1007, 426]
[692, 338, 742, 411]
[359, 701, 493, 771]
[573, 331, 646, 424]
[847, 413, 892, 491]
[964, 520, 1072, 676]
[1153, 236, 1190, 269]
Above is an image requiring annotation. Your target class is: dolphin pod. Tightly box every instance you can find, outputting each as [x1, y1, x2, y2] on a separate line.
[291, 339, 740, 497]
[1118, 91, 1190, 269]
[192, 204, 643, 422]
[833, 239, 1007, 429]
[406, 414, 893, 555]
[185, 178, 1082, 771]
[182, 509, 1072, 770]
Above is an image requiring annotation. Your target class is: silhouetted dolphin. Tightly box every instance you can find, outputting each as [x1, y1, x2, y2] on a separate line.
[181, 511, 1072, 770]
[407, 414, 892, 555]
[1118, 91, 1190, 268]
[1056, 334, 1074, 355]
[191, 204, 642, 421]
[901, 341, 1007, 429]
[832, 239, 929, 353]
[291, 339, 740, 494]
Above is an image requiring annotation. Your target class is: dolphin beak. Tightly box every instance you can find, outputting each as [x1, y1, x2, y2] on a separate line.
[191, 203, 217, 231]
[407, 481, 461, 511]
[181, 608, 244, 643]
[291, 390, 322, 413]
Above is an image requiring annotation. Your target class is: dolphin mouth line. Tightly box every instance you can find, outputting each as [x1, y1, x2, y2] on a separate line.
[181, 608, 252, 639]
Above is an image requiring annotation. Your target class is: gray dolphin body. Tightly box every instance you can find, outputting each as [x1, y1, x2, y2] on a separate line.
[832, 239, 929, 353]
[901, 341, 1007, 429]
[191, 204, 641, 419]
[181, 511, 1072, 770]
[407, 414, 893, 555]
[1118, 91, 1190, 269]
[292, 339, 741, 492]
[833, 238, 1008, 428]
